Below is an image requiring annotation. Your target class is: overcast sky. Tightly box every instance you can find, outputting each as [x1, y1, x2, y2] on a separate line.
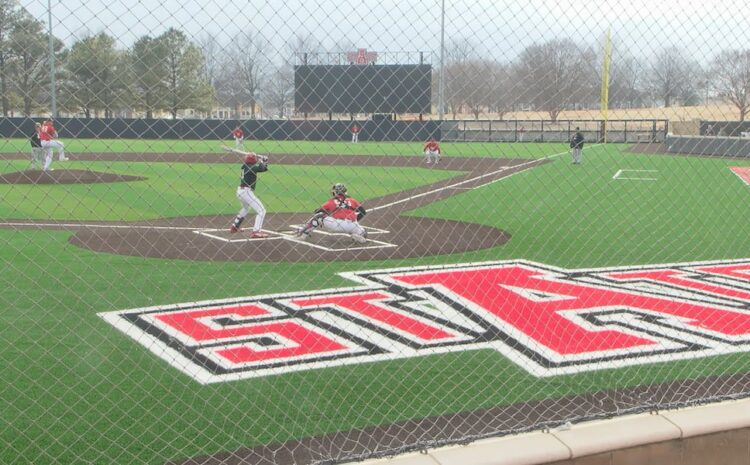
[17, 0, 750, 65]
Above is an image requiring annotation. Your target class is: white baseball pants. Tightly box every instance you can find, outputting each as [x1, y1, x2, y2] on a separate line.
[571, 148, 582, 164]
[236, 187, 266, 231]
[42, 139, 65, 163]
[321, 217, 366, 237]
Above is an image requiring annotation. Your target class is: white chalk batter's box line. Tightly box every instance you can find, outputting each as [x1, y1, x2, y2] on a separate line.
[613, 169, 658, 181]
[194, 227, 397, 251]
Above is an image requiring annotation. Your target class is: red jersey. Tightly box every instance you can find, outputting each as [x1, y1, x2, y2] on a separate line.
[351, 125, 360, 134]
[424, 140, 440, 153]
[39, 122, 55, 142]
[320, 195, 361, 221]
[232, 128, 244, 138]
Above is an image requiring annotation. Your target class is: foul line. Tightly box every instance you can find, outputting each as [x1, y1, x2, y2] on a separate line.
[370, 146, 597, 212]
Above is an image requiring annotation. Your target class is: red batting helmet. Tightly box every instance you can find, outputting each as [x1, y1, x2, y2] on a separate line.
[244, 152, 258, 164]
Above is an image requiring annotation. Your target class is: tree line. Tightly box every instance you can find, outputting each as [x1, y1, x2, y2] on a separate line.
[1, 0, 749, 121]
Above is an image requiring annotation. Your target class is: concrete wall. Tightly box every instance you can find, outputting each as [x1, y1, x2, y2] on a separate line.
[547, 429, 750, 465]
[347, 398, 750, 465]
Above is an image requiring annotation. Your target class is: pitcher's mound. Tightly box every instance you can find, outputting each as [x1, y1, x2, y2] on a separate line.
[0, 169, 146, 184]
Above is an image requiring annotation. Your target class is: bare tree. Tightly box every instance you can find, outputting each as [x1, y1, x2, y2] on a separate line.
[285, 34, 322, 67]
[711, 49, 750, 121]
[330, 39, 357, 65]
[196, 32, 223, 87]
[215, 31, 270, 119]
[679, 59, 703, 106]
[515, 38, 595, 121]
[608, 50, 645, 109]
[443, 38, 478, 118]
[647, 46, 695, 107]
[261, 65, 294, 118]
[460, 59, 493, 119]
[487, 61, 514, 119]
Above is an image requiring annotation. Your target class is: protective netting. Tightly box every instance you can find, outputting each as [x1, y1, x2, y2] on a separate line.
[2, 1, 750, 464]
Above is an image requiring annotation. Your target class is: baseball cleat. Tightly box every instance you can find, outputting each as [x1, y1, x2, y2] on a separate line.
[229, 225, 240, 233]
[250, 231, 269, 238]
[351, 233, 367, 244]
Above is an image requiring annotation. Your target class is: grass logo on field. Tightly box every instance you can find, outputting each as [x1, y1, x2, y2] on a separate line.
[99, 259, 750, 384]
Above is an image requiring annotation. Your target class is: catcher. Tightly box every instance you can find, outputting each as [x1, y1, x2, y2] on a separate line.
[296, 183, 367, 243]
[229, 151, 269, 238]
[423, 137, 441, 164]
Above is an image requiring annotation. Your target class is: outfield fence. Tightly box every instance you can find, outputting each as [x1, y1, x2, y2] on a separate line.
[440, 119, 668, 143]
[3, 1, 750, 465]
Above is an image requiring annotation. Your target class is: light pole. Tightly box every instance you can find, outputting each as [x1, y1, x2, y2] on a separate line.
[47, 0, 57, 117]
[438, 0, 445, 121]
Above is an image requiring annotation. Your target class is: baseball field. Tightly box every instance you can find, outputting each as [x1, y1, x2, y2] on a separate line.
[3, 140, 750, 464]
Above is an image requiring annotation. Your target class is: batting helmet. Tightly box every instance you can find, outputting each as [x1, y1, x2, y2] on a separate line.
[332, 183, 347, 196]
[244, 152, 258, 165]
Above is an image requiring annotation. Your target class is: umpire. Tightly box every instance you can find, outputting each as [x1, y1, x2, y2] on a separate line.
[570, 127, 585, 164]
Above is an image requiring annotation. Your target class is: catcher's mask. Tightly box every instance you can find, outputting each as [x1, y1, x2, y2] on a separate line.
[332, 183, 347, 196]
[243, 152, 258, 164]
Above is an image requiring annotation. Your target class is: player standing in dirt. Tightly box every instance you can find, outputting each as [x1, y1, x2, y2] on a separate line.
[423, 137, 441, 164]
[232, 126, 245, 149]
[40, 117, 67, 170]
[296, 183, 367, 243]
[229, 152, 269, 238]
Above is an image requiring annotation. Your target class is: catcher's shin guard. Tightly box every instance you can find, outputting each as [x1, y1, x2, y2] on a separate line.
[296, 212, 326, 237]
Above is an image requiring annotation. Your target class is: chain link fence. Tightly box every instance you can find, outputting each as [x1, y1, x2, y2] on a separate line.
[2, 0, 750, 464]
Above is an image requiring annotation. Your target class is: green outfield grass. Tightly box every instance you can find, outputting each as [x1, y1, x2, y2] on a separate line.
[0, 137, 567, 158]
[3, 143, 750, 464]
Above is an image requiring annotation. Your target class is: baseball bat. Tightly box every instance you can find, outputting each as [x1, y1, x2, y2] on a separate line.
[221, 145, 248, 156]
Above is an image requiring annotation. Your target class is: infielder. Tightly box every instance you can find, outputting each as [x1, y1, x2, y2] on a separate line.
[423, 138, 441, 164]
[40, 118, 67, 170]
[296, 183, 367, 243]
[229, 151, 269, 238]
[232, 126, 245, 148]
